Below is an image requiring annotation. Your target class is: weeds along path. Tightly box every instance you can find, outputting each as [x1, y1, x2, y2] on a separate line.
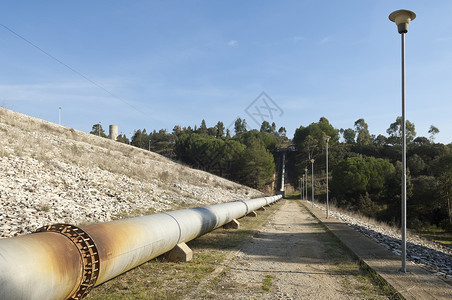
[195, 199, 392, 299]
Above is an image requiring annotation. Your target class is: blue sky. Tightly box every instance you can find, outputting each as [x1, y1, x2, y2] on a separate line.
[1, 1, 451, 144]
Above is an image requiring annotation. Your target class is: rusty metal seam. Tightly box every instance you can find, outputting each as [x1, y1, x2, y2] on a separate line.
[35, 224, 100, 300]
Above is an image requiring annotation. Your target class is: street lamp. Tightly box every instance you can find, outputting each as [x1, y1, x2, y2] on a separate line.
[389, 9, 416, 273]
[310, 159, 315, 208]
[280, 150, 286, 193]
[302, 175, 305, 200]
[304, 168, 308, 202]
[324, 136, 331, 219]
[300, 176, 303, 200]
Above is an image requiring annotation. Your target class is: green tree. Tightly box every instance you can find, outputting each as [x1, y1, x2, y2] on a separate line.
[131, 129, 146, 148]
[207, 127, 216, 136]
[175, 134, 241, 175]
[235, 139, 275, 189]
[234, 118, 247, 136]
[373, 134, 387, 146]
[354, 119, 371, 146]
[386, 116, 416, 145]
[199, 119, 208, 135]
[331, 156, 394, 209]
[260, 121, 272, 133]
[293, 117, 339, 158]
[407, 153, 425, 176]
[235, 129, 277, 153]
[89, 123, 107, 138]
[215, 121, 225, 138]
[341, 128, 356, 144]
[438, 171, 452, 225]
[428, 125, 440, 143]
[380, 161, 413, 223]
[116, 133, 129, 144]
[148, 129, 176, 157]
[172, 125, 182, 136]
[409, 176, 440, 228]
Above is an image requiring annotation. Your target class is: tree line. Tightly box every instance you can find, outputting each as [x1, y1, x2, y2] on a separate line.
[90, 119, 288, 190]
[90, 116, 452, 231]
[288, 117, 452, 231]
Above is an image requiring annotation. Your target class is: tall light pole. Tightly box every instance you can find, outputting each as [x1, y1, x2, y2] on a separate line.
[300, 176, 303, 200]
[389, 9, 416, 273]
[304, 168, 308, 201]
[58, 107, 61, 125]
[302, 175, 305, 200]
[280, 150, 286, 193]
[324, 136, 331, 219]
[310, 159, 315, 208]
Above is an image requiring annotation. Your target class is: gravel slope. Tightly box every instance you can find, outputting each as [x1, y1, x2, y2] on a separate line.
[0, 108, 262, 238]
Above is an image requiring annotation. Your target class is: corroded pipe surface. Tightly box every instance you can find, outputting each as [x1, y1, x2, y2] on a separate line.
[0, 195, 281, 299]
[0, 231, 83, 300]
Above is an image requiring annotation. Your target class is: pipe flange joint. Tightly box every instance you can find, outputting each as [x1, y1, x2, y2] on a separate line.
[236, 200, 249, 216]
[35, 224, 100, 300]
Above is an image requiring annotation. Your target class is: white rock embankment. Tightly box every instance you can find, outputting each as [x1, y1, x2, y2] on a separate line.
[0, 108, 262, 238]
[314, 203, 452, 280]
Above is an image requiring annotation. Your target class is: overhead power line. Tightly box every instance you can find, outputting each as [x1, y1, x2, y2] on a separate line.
[0, 23, 147, 116]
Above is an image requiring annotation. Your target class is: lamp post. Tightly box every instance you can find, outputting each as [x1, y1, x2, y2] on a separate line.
[304, 167, 308, 202]
[324, 136, 331, 219]
[58, 107, 61, 125]
[280, 150, 286, 193]
[310, 159, 315, 208]
[98, 122, 101, 137]
[300, 176, 303, 200]
[389, 9, 416, 273]
[303, 175, 306, 200]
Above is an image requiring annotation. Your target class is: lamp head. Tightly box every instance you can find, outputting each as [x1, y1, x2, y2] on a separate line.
[324, 136, 331, 143]
[389, 9, 416, 34]
[310, 159, 315, 163]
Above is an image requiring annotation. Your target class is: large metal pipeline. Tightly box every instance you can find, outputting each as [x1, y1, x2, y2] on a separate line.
[0, 195, 281, 300]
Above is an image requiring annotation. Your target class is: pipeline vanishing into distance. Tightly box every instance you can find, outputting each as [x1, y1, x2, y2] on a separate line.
[0, 195, 282, 300]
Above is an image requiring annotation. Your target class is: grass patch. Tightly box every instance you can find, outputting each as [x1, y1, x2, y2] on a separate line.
[39, 203, 50, 212]
[418, 228, 452, 247]
[262, 274, 273, 292]
[283, 192, 301, 200]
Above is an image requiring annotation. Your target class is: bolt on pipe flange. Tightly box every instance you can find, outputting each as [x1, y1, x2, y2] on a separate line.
[35, 224, 100, 300]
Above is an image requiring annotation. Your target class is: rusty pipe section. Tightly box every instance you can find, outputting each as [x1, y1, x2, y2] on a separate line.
[0, 195, 281, 300]
[0, 226, 87, 300]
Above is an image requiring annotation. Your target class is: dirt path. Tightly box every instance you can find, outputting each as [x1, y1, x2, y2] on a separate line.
[198, 200, 389, 299]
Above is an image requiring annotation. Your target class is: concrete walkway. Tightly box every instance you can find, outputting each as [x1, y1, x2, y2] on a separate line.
[301, 199, 452, 299]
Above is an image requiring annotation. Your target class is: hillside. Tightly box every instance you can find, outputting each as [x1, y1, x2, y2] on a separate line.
[0, 108, 262, 238]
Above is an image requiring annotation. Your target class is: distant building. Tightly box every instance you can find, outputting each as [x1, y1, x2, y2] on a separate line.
[109, 125, 118, 141]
